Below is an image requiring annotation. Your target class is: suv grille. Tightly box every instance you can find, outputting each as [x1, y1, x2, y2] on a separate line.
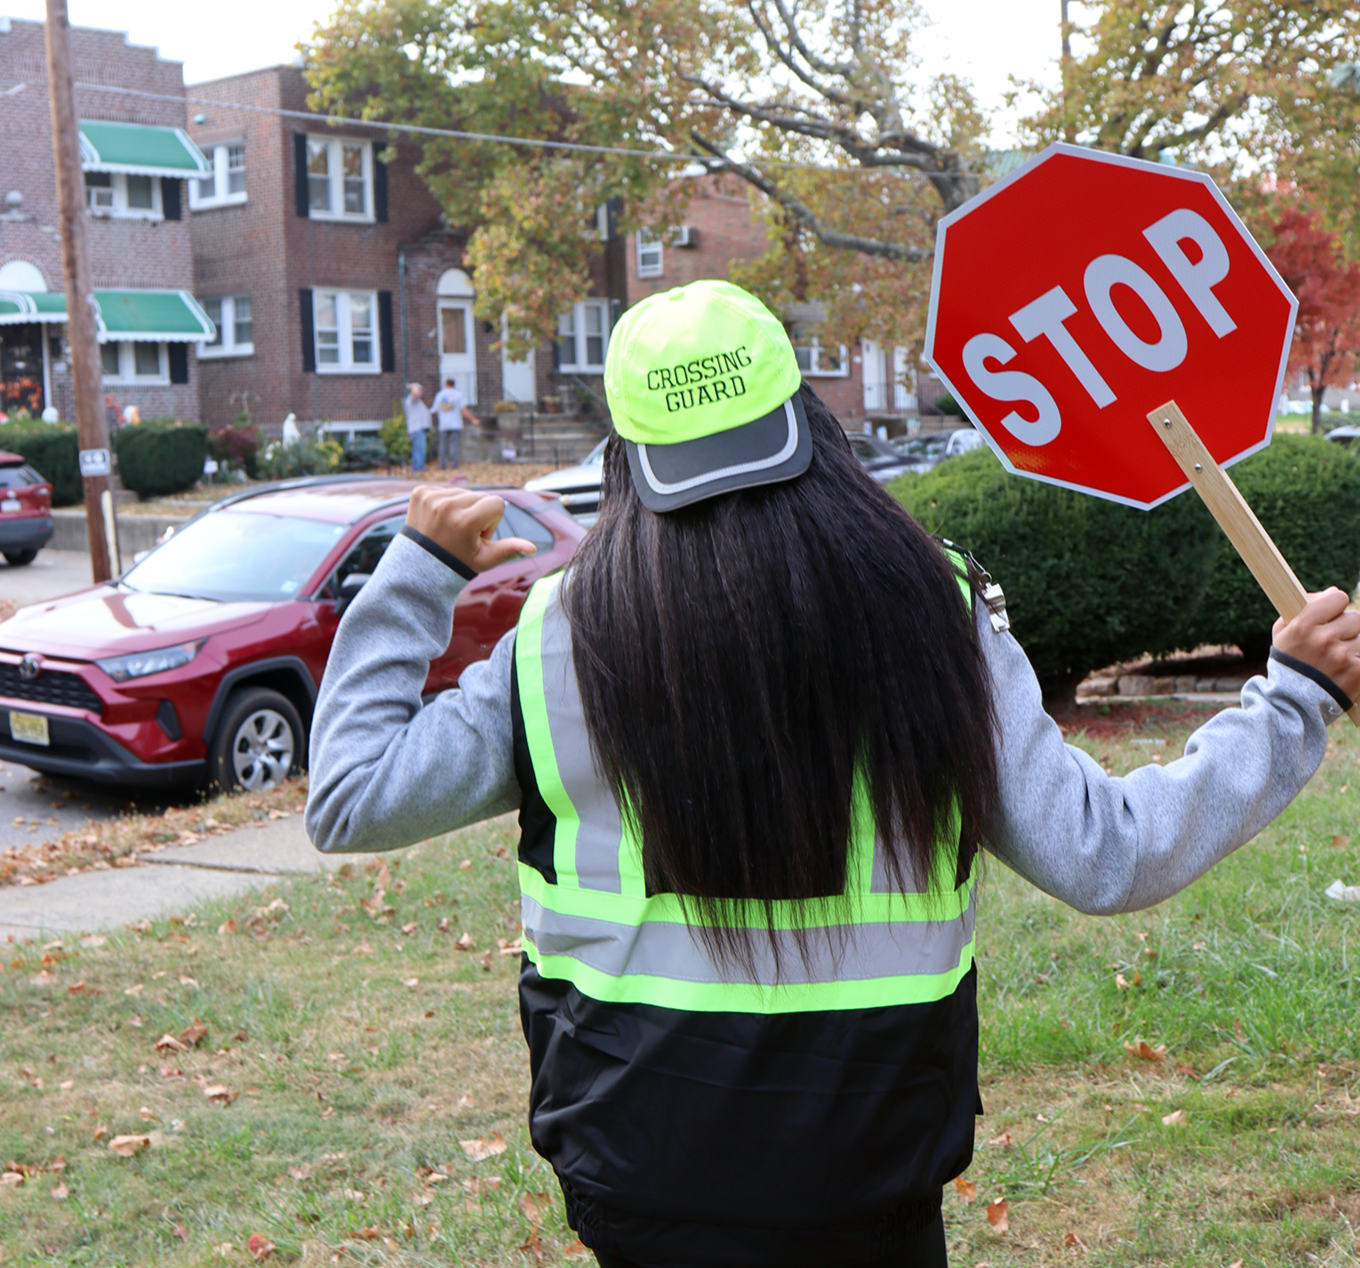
[0, 663, 104, 714]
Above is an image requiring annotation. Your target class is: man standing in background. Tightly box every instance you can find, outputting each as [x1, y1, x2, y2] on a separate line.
[433, 377, 481, 470]
[404, 383, 432, 473]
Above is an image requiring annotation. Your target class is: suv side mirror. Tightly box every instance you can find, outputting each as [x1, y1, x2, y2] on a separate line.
[335, 571, 370, 616]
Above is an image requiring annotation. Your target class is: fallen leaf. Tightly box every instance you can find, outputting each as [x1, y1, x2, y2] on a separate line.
[1333, 835, 1351, 850]
[178, 976, 199, 989]
[29, 970, 58, 987]
[455, 933, 475, 951]
[58, 1080, 73, 1091]
[1063, 1231, 1088, 1252]
[51, 1181, 68, 1201]
[520, 1190, 551, 1225]
[353, 941, 374, 956]
[0, 1173, 22, 1188]
[460, 859, 472, 870]
[154, 1034, 188, 1054]
[562, 1240, 592, 1258]
[403, 977, 419, 989]
[138, 1106, 159, 1122]
[459, 1133, 507, 1162]
[321, 1106, 335, 1120]
[457, 1094, 475, 1110]
[247, 1233, 276, 1260]
[1161, 1109, 1186, 1126]
[108, 1134, 150, 1157]
[123, 984, 144, 998]
[401, 921, 418, 936]
[1174, 1062, 1199, 1080]
[437, 917, 451, 933]
[1125, 1040, 1167, 1062]
[499, 938, 522, 955]
[78, 934, 106, 948]
[1114, 973, 1130, 990]
[986, 1132, 1015, 1148]
[178, 1019, 208, 1047]
[986, 1197, 1010, 1232]
[348, 1226, 381, 1241]
[172, 1225, 188, 1241]
[954, 1176, 978, 1203]
[92, 1125, 107, 1142]
[204, 1085, 238, 1107]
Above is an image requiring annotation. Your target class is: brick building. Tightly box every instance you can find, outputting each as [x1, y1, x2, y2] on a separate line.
[0, 18, 214, 424]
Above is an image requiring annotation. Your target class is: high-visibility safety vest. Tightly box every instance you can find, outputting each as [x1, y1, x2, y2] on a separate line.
[510, 554, 982, 1265]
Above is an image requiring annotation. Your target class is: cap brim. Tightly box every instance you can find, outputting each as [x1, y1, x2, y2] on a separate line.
[624, 392, 811, 512]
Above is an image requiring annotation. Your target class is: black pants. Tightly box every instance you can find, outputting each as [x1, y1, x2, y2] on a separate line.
[592, 1210, 949, 1268]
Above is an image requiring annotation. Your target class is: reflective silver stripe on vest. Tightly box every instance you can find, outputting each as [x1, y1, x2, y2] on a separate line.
[539, 589, 630, 893]
[524, 892, 977, 987]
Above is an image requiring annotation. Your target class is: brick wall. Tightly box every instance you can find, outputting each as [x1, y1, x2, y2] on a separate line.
[0, 18, 201, 423]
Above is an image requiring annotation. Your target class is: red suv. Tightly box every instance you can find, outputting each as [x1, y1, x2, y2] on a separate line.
[0, 476, 583, 790]
[0, 449, 54, 565]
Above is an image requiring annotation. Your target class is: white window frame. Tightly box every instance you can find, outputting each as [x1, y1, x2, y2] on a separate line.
[636, 231, 664, 278]
[305, 136, 373, 222]
[189, 141, 247, 210]
[84, 171, 162, 220]
[794, 338, 850, 378]
[313, 289, 380, 374]
[557, 299, 610, 372]
[199, 294, 254, 359]
[99, 340, 169, 386]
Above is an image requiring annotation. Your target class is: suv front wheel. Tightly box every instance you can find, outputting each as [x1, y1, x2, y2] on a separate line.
[208, 687, 304, 792]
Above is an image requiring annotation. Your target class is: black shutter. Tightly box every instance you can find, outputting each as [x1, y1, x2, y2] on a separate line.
[605, 197, 621, 240]
[373, 152, 388, 222]
[168, 343, 189, 384]
[378, 290, 395, 372]
[300, 288, 315, 373]
[162, 178, 181, 220]
[551, 340, 560, 371]
[294, 132, 310, 218]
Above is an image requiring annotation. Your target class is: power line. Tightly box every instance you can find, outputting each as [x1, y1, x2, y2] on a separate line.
[4, 78, 967, 179]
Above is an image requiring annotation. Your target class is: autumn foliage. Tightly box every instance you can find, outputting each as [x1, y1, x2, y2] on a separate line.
[1265, 206, 1360, 433]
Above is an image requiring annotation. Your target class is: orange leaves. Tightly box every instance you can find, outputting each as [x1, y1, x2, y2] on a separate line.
[1125, 1040, 1166, 1062]
[1161, 1108, 1186, 1126]
[179, 1019, 208, 1048]
[986, 1131, 1015, 1148]
[153, 1034, 187, 1055]
[108, 1134, 150, 1157]
[954, 1175, 978, 1203]
[986, 1196, 1010, 1232]
[247, 1233, 276, 1261]
[459, 1133, 507, 1162]
[455, 932, 476, 952]
[204, 1084, 238, 1107]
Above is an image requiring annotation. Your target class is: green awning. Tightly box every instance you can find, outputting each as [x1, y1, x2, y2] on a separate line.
[79, 120, 211, 178]
[0, 290, 216, 342]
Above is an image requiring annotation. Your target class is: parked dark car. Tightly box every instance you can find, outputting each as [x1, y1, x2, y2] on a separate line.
[0, 476, 583, 790]
[891, 427, 986, 473]
[845, 432, 925, 483]
[0, 448, 53, 565]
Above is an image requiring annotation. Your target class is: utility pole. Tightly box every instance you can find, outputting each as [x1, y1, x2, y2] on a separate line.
[44, 0, 116, 582]
[1060, 0, 1076, 144]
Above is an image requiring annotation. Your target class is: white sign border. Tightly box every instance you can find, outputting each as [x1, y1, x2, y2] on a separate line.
[922, 141, 1300, 511]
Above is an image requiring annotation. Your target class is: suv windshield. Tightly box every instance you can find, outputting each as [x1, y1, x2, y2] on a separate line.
[121, 509, 347, 602]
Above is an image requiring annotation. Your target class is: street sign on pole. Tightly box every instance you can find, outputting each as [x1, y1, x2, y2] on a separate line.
[925, 142, 1359, 726]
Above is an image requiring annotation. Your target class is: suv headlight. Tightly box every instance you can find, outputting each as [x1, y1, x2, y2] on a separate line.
[96, 640, 205, 683]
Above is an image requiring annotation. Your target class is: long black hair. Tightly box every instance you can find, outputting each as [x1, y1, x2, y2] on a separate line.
[562, 383, 999, 970]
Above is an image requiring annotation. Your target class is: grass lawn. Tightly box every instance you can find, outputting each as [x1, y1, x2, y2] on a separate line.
[2, 709, 1359, 1266]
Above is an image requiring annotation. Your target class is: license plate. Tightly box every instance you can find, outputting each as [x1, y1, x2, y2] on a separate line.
[9, 711, 49, 746]
[0, 499, 18, 513]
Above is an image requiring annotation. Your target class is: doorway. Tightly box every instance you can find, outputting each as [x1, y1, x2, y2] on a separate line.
[436, 269, 478, 404]
[0, 323, 46, 419]
[499, 313, 536, 404]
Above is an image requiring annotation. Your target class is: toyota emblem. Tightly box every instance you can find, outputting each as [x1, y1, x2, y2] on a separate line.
[18, 654, 41, 681]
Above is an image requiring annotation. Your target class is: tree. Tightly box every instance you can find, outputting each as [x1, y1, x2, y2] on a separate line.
[1265, 206, 1360, 435]
[302, 0, 986, 355]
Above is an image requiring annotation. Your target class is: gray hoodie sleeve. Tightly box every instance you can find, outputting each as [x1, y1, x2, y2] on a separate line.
[305, 533, 520, 853]
[978, 598, 1344, 913]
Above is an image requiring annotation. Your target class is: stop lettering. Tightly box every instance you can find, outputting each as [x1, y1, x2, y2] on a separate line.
[924, 143, 1298, 508]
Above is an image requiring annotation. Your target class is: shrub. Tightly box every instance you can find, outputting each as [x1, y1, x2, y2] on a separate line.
[1171, 434, 1360, 658]
[207, 425, 260, 479]
[891, 447, 1217, 699]
[112, 420, 209, 499]
[0, 422, 80, 505]
[343, 436, 388, 470]
[257, 438, 343, 481]
[379, 413, 411, 465]
[934, 392, 963, 416]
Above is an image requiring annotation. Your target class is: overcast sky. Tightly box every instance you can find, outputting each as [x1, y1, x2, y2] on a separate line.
[3, 0, 1066, 144]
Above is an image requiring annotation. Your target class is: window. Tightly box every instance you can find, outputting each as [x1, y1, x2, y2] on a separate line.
[99, 341, 168, 385]
[190, 141, 247, 209]
[313, 289, 379, 373]
[636, 231, 663, 278]
[557, 300, 610, 372]
[305, 136, 372, 220]
[794, 338, 850, 378]
[200, 295, 254, 358]
[84, 171, 162, 219]
[326, 518, 401, 595]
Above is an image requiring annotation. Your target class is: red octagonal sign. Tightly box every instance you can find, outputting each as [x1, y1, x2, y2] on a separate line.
[924, 143, 1298, 508]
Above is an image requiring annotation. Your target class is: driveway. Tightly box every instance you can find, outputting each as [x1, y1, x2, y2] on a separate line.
[0, 548, 98, 607]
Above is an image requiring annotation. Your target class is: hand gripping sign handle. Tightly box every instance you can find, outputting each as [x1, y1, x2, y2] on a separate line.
[1147, 400, 1360, 727]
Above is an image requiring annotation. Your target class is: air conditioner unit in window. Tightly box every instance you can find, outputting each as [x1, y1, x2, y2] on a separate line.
[672, 225, 697, 248]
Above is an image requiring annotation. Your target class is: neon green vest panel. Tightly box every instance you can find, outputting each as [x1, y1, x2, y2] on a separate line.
[513, 556, 978, 1015]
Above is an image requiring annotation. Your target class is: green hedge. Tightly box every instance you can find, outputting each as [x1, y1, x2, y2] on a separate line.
[113, 420, 208, 499]
[0, 423, 80, 505]
[1171, 434, 1360, 658]
[891, 447, 1217, 698]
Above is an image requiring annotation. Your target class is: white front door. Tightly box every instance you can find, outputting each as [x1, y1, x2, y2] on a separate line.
[438, 302, 478, 404]
[892, 346, 916, 411]
[862, 340, 887, 412]
[500, 313, 536, 403]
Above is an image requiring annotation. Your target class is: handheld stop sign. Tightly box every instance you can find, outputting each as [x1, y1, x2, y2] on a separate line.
[925, 142, 1360, 725]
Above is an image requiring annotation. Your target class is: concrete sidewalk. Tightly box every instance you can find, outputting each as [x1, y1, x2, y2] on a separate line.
[0, 816, 376, 942]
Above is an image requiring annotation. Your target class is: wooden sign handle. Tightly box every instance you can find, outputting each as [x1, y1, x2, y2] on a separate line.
[1147, 401, 1360, 727]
